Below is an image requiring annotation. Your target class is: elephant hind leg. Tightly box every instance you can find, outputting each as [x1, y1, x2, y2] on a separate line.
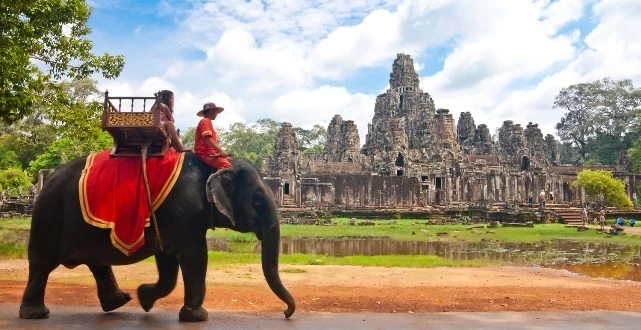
[19, 260, 58, 319]
[137, 252, 179, 312]
[88, 265, 132, 312]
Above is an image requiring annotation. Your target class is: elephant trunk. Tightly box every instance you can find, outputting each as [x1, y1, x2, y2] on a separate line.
[261, 223, 295, 318]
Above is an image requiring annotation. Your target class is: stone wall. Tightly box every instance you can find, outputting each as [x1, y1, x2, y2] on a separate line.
[302, 173, 421, 207]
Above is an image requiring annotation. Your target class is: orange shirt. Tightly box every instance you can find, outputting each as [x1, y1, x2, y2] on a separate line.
[195, 118, 218, 156]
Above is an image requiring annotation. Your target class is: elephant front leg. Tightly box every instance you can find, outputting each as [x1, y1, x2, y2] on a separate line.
[88, 265, 132, 312]
[19, 261, 58, 319]
[137, 252, 179, 312]
[177, 239, 209, 322]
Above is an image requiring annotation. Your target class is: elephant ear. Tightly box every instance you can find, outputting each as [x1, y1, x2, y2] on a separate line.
[206, 167, 235, 226]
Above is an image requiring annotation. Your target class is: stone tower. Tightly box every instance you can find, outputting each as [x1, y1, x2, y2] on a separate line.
[264, 122, 299, 177]
[457, 112, 476, 148]
[434, 109, 458, 150]
[498, 120, 525, 155]
[325, 115, 360, 162]
[362, 53, 437, 175]
[473, 124, 494, 155]
[544, 134, 560, 165]
[524, 122, 546, 161]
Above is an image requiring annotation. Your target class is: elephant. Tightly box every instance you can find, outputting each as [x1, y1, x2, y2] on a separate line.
[19, 153, 295, 322]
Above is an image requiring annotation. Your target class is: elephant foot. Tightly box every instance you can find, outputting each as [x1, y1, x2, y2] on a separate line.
[99, 291, 132, 312]
[179, 305, 208, 322]
[137, 284, 158, 312]
[19, 304, 50, 319]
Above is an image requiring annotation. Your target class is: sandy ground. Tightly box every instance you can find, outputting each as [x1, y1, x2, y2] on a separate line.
[2, 259, 641, 314]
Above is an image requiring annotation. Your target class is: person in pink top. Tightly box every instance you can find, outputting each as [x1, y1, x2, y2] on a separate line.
[151, 90, 191, 152]
[194, 102, 231, 169]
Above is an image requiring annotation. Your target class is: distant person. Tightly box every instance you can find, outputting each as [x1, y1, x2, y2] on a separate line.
[616, 218, 625, 226]
[630, 219, 636, 227]
[528, 193, 533, 208]
[582, 207, 588, 227]
[539, 190, 546, 207]
[599, 209, 606, 230]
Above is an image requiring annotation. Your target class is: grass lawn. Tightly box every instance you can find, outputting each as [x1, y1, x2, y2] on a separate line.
[204, 251, 500, 267]
[208, 218, 641, 246]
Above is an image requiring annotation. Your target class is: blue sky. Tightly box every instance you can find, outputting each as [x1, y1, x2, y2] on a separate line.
[87, 0, 641, 143]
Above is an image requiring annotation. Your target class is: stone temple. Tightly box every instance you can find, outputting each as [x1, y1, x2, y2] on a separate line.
[262, 54, 639, 215]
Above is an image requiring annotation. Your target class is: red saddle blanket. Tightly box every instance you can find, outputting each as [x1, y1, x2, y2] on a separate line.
[79, 149, 185, 256]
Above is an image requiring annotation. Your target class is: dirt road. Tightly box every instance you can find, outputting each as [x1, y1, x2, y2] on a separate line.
[2, 260, 641, 314]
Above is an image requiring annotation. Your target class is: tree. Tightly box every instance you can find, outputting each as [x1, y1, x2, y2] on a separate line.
[554, 82, 600, 160]
[571, 169, 632, 208]
[628, 126, 641, 170]
[46, 78, 105, 141]
[558, 141, 581, 164]
[0, 123, 56, 169]
[0, 78, 104, 170]
[0, 168, 31, 196]
[181, 127, 196, 148]
[0, 0, 124, 123]
[556, 78, 641, 163]
[294, 124, 327, 154]
[28, 131, 113, 176]
[592, 78, 641, 138]
[0, 149, 20, 170]
[219, 119, 281, 169]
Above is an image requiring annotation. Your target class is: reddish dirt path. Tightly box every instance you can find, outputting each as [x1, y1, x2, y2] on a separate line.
[2, 260, 641, 313]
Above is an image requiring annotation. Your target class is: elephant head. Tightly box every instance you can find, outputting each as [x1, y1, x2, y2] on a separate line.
[206, 161, 295, 318]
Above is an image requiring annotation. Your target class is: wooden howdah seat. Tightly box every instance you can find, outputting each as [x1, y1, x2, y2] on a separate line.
[102, 91, 170, 158]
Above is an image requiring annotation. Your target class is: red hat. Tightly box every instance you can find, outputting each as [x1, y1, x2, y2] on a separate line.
[197, 102, 224, 117]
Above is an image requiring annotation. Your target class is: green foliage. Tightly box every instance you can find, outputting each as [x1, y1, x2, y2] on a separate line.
[294, 124, 326, 153]
[0, 149, 20, 170]
[627, 115, 641, 171]
[46, 78, 105, 142]
[587, 132, 638, 165]
[554, 82, 599, 160]
[0, 113, 57, 169]
[559, 141, 581, 164]
[302, 144, 324, 155]
[29, 131, 112, 175]
[572, 169, 632, 208]
[181, 127, 196, 148]
[0, 0, 124, 123]
[0, 78, 113, 176]
[555, 78, 641, 163]
[218, 118, 282, 169]
[0, 168, 31, 195]
[215, 119, 328, 169]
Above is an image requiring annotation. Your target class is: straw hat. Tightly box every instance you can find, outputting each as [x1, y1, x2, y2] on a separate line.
[197, 102, 224, 117]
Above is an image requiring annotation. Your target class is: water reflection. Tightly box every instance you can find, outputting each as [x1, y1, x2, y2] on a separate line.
[206, 237, 641, 281]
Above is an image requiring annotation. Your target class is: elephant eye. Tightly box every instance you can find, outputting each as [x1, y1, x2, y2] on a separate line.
[253, 192, 263, 207]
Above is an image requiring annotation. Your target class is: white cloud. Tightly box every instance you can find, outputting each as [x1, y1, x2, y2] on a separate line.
[272, 86, 375, 142]
[540, 0, 586, 31]
[472, 0, 641, 136]
[174, 91, 247, 131]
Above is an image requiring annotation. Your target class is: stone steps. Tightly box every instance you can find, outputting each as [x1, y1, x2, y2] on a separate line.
[550, 207, 584, 225]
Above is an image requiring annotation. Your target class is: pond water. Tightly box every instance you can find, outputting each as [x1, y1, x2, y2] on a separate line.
[207, 237, 641, 281]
